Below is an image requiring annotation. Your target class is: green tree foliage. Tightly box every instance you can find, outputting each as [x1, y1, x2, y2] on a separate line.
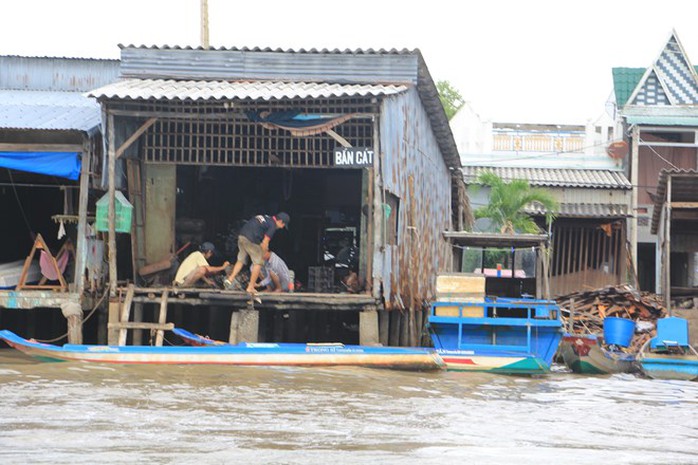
[436, 80, 465, 120]
[473, 171, 558, 234]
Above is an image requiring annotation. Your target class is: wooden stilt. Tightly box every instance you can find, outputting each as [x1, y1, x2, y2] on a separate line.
[154, 290, 169, 347]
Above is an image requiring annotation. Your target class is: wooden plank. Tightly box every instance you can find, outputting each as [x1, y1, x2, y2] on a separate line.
[117, 284, 135, 346]
[115, 117, 157, 159]
[155, 290, 169, 347]
[0, 143, 83, 152]
[108, 322, 174, 330]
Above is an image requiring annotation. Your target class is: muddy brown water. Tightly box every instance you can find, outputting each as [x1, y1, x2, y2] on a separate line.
[0, 351, 696, 465]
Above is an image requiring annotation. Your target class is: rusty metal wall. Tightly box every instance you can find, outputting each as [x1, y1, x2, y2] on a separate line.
[377, 88, 453, 309]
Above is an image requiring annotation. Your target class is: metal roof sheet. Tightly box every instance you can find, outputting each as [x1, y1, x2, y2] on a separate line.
[88, 78, 408, 101]
[462, 166, 631, 189]
[0, 55, 120, 92]
[525, 202, 630, 218]
[651, 169, 698, 234]
[0, 89, 100, 131]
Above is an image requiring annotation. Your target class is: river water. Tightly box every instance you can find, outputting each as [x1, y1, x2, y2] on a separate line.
[0, 351, 696, 465]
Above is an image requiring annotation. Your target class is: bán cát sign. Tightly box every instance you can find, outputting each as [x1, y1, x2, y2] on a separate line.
[334, 147, 374, 168]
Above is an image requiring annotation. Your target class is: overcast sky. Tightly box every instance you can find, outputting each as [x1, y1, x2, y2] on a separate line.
[2, 0, 698, 124]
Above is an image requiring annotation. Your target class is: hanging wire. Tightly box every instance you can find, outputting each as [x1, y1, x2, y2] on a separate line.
[6, 168, 34, 238]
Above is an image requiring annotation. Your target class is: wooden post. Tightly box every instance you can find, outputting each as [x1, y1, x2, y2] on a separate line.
[568, 298, 575, 334]
[665, 175, 672, 315]
[378, 309, 389, 346]
[359, 308, 379, 345]
[630, 125, 639, 278]
[117, 284, 135, 346]
[107, 299, 120, 345]
[132, 303, 143, 345]
[107, 113, 117, 295]
[74, 139, 91, 296]
[228, 310, 240, 344]
[61, 302, 83, 344]
[370, 115, 381, 296]
[154, 290, 168, 346]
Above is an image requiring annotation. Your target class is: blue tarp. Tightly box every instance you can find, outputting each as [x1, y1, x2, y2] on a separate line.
[0, 151, 81, 180]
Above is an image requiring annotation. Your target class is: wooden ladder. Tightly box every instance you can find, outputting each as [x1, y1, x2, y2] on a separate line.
[110, 285, 174, 346]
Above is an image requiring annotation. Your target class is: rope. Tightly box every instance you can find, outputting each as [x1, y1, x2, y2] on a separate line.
[35, 286, 110, 344]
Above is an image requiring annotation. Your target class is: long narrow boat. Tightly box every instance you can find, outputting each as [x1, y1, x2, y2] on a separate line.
[428, 298, 563, 374]
[559, 334, 636, 375]
[0, 330, 444, 371]
[637, 317, 698, 381]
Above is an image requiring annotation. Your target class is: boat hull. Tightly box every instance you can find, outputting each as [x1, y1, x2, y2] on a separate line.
[0, 330, 444, 371]
[436, 349, 550, 374]
[638, 353, 698, 381]
[559, 335, 635, 375]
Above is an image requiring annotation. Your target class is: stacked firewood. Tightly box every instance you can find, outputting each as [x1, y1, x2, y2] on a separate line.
[555, 284, 667, 353]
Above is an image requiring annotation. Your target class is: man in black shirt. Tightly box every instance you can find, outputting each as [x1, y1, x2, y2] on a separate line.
[224, 212, 290, 294]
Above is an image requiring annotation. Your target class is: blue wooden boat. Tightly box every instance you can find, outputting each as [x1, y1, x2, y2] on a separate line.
[428, 297, 563, 374]
[0, 329, 444, 371]
[637, 317, 698, 381]
[428, 233, 565, 374]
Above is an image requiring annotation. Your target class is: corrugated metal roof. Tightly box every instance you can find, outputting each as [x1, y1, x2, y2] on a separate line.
[462, 166, 631, 189]
[88, 78, 408, 101]
[90, 45, 461, 170]
[525, 202, 630, 218]
[0, 89, 100, 131]
[651, 169, 698, 234]
[117, 46, 419, 84]
[0, 56, 120, 92]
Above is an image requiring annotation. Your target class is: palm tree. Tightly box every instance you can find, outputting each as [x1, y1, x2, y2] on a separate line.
[473, 171, 558, 234]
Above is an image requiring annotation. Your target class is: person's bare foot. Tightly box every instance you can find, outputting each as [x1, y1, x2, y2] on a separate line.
[245, 287, 257, 295]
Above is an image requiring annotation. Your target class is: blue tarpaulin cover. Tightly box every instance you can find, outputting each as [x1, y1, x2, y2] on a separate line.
[246, 111, 357, 136]
[0, 151, 81, 180]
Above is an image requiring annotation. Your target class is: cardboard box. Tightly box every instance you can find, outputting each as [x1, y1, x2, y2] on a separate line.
[435, 273, 486, 299]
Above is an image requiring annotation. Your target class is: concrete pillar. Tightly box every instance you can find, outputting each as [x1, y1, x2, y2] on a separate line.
[229, 308, 259, 344]
[359, 308, 379, 345]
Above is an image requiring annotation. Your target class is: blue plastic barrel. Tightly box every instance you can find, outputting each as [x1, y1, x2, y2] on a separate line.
[603, 317, 636, 347]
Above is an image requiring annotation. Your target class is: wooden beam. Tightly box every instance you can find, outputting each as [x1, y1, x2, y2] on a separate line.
[108, 322, 174, 331]
[107, 113, 118, 295]
[325, 129, 352, 148]
[115, 117, 157, 159]
[74, 139, 90, 295]
[0, 143, 84, 152]
[670, 202, 698, 209]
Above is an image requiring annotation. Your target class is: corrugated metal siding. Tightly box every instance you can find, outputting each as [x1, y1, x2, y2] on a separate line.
[463, 166, 631, 189]
[89, 78, 407, 101]
[0, 89, 100, 131]
[115, 46, 461, 171]
[378, 88, 453, 309]
[0, 56, 119, 92]
[525, 202, 629, 218]
[119, 47, 419, 84]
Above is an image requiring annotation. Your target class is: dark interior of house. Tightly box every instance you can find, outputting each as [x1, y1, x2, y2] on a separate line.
[175, 165, 364, 292]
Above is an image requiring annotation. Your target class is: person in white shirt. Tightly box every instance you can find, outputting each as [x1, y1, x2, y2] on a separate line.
[252, 251, 292, 292]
